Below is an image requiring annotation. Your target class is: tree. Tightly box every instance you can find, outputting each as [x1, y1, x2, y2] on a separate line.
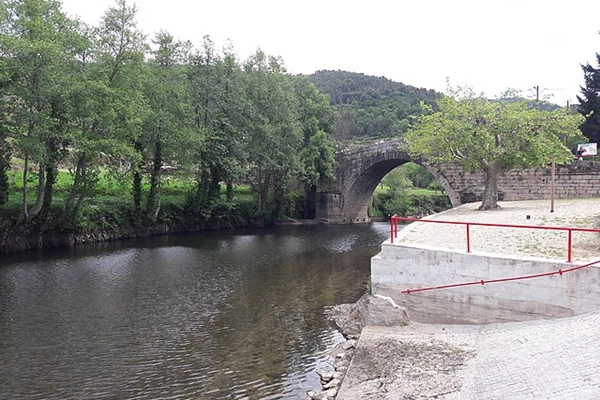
[0, 36, 10, 207]
[405, 86, 584, 210]
[241, 50, 302, 222]
[292, 76, 336, 218]
[401, 162, 435, 189]
[0, 0, 85, 224]
[143, 30, 194, 222]
[186, 36, 244, 218]
[94, 0, 147, 222]
[577, 50, 600, 144]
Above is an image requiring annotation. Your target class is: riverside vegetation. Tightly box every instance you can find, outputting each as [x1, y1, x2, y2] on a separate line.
[0, 0, 449, 252]
[0, 160, 449, 252]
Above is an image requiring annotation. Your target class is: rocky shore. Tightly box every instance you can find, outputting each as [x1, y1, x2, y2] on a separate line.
[307, 295, 410, 400]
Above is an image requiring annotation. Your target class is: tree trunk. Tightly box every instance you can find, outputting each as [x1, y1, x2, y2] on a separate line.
[27, 164, 46, 218]
[133, 169, 143, 221]
[479, 162, 503, 210]
[146, 140, 162, 222]
[132, 140, 144, 224]
[0, 149, 9, 206]
[39, 163, 57, 226]
[21, 154, 29, 221]
[226, 181, 234, 202]
[64, 153, 86, 216]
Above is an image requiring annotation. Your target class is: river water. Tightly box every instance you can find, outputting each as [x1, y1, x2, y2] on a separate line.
[0, 222, 391, 399]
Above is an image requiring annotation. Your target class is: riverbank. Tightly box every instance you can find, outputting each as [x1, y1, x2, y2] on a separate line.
[330, 198, 600, 399]
[0, 222, 229, 253]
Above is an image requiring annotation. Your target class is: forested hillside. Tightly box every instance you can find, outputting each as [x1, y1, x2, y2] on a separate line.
[308, 70, 441, 141]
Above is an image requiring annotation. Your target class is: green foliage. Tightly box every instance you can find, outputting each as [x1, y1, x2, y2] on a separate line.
[405, 85, 584, 209]
[578, 48, 600, 144]
[0, 0, 343, 241]
[371, 191, 451, 218]
[0, 0, 88, 223]
[283, 191, 305, 219]
[381, 167, 411, 193]
[308, 70, 441, 140]
[374, 162, 448, 217]
[407, 87, 584, 170]
[293, 76, 337, 187]
[401, 162, 435, 188]
[0, 152, 8, 206]
[241, 50, 303, 222]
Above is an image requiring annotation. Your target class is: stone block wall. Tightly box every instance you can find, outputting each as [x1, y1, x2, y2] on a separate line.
[438, 161, 600, 204]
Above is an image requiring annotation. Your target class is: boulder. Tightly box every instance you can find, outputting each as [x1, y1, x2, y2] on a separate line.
[327, 294, 409, 338]
[460, 186, 505, 204]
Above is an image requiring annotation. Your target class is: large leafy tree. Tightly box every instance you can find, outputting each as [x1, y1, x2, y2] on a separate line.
[405, 87, 584, 210]
[241, 50, 303, 222]
[577, 49, 600, 144]
[61, 22, 119, 221]
[94, 0, 147, 221]
[186, 36, 243, 217]
[0, 0, 84, 224]
[292, 76, 336, 217]
[142, 30, 194, 222]
[293, 76, 336, 187]
[0, 27, 10, 206]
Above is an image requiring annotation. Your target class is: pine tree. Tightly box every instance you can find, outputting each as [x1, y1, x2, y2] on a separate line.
[577, 52, 600, 143]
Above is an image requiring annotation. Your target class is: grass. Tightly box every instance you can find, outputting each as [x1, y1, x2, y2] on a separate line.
[4, 168, 254, 211]
[374, 185, 442, 196]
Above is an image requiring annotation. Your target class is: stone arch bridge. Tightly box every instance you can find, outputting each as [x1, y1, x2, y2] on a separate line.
[315, 140, 600, 224]
[314, 140, 454, 223]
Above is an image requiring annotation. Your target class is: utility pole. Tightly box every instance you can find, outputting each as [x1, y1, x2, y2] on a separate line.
[550, 156, 555, 213]
[534, 85, 540, 102]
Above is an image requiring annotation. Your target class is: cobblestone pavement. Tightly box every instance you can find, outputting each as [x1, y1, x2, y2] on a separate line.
[338, 313, 600, 399]
[439, 312, 600, 400]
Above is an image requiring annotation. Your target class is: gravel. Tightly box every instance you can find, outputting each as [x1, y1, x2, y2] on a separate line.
[398, 198, 600, 262]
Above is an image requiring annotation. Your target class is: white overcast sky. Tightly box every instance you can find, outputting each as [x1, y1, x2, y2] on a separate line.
[59, 0, 600, 106]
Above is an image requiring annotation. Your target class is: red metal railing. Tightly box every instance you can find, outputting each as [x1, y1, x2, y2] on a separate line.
[401, 258, 600, 294]
[389, 215, 600, 263]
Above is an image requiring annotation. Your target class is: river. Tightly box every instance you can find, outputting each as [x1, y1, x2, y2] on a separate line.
[0, 222, 391, 399]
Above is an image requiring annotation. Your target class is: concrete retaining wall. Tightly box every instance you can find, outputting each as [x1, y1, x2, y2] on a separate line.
[371, 243, 600, 324]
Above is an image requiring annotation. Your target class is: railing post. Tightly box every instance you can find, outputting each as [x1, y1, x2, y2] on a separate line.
[466, 223, 471, 253]
[567, 229, 572, 263]
[390, 214, 396, 244]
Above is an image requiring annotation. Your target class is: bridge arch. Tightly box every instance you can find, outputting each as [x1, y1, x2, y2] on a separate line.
[315, 140, 458, 223]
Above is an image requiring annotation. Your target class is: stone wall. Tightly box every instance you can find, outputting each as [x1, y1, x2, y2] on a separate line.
[437, 160, 600, 204]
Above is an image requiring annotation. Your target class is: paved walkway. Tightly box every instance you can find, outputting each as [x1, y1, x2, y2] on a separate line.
[339, 312, 600, 399]
[336, 199, 600, 399]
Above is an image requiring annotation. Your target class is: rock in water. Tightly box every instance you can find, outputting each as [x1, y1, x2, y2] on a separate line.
[327, 294, 409, 338]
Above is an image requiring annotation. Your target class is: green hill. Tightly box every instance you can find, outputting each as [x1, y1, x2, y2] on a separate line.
[307, 70, 441, 140]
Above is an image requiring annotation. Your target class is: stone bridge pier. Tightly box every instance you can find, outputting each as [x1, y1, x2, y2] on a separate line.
[315, 141, 459, 224]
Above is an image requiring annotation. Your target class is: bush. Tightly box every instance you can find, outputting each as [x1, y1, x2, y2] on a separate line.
[371, 191, 451, 218]
[283, 191, 305, 219]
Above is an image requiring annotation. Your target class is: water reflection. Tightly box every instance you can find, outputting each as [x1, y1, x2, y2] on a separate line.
[0, 223, 390, 399]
